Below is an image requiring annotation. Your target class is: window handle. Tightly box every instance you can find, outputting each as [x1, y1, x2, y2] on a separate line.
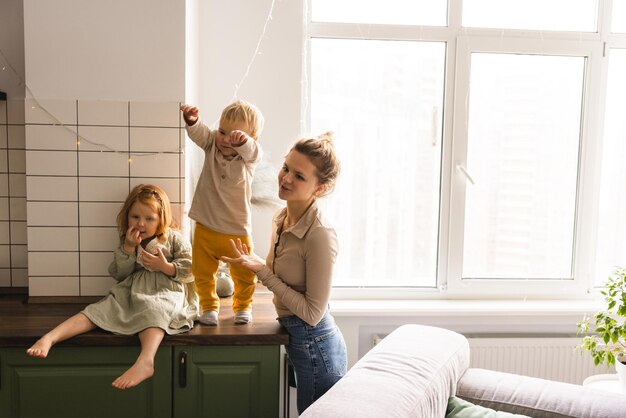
[456, 163, 475, 185]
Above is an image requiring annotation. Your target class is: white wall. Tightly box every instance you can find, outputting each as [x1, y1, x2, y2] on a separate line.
[193, 0, 305, 257]
[23, 0, 185, 101]
[195, 0, 304, 162]
[19, 0, 187, 296]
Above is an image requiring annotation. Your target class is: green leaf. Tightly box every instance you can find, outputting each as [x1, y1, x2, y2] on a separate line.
[578, 266, 626, 367]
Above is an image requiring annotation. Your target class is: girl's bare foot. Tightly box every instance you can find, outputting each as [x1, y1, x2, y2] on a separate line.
[26, 337, 53, 358]
[112, 358, 154, 390]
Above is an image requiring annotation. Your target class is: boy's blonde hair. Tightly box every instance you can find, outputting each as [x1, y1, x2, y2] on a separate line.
[220, 99, 264, 139]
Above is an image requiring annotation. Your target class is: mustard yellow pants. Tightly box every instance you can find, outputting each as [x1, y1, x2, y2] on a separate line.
[192, 223, 257, 313]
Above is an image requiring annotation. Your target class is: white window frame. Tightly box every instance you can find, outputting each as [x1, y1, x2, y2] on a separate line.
[448, 35, 604, 298]
[307, 0, 624, 299]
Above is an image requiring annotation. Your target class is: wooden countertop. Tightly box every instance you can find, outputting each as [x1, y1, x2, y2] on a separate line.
[0, 290, 289, 348]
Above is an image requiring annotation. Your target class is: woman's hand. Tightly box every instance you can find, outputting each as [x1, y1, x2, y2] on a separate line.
[221, 239, 265, 273]
[123, 226, 142, 254]
[139, 247, 176, 276]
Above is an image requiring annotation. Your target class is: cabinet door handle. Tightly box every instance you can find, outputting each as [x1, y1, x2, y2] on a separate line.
[179, 351, 187, 388]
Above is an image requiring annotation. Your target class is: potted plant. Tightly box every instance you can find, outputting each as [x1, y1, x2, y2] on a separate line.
[578, 267, 626, 391]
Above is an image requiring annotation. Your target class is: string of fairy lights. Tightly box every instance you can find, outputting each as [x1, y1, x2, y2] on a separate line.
[0, 0, 277, 162]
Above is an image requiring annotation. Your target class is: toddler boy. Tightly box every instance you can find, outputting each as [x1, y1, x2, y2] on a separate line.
[181, 100, 264, 325]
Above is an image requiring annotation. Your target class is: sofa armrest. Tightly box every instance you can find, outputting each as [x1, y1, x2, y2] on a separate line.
[301, 324, 470, 418]
[457, 368, 626, 418]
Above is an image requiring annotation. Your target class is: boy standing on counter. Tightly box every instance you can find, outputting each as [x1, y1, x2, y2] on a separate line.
[180, 100, 264, 325]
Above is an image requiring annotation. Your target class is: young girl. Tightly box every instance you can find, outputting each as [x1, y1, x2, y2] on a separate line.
[222, 132, 348, 413]
[26, 184, 199, 389]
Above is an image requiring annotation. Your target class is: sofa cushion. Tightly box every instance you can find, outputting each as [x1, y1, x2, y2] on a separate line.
[457, 368, 626, 418]
[446, 396, 531, 418]
[300, 324, 470, 418]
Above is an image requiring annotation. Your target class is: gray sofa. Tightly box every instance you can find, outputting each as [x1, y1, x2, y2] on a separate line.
[301, 324, 626, 418]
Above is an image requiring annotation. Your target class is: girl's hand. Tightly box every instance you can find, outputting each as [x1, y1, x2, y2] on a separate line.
[123, 226, 141, 253]
[139, 247, 176, 276]
[180, 104, 199, 126]
[221, 239, 265, 273]
[228, 130, 250, 147]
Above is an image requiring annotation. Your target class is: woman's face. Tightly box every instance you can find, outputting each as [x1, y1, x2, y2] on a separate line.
[278, 150, 323, 203]
[127, 200, 159, 241]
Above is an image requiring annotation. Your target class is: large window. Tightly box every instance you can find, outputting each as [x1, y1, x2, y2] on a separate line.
[308, 0, 625, 296]
[311, 39, 445, 287]
[462, 53, 584, 280]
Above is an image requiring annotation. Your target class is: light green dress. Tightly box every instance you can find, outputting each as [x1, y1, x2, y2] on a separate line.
[83, 229, 200, 335]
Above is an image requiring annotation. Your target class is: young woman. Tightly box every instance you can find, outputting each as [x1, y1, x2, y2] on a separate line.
[27, 184, 199, 389]
[223, 132, 347, 413]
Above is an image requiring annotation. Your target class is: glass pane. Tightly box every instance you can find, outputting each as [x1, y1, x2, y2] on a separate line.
[463, 0, 598, 32]
[595, 49, 626, 286]
[310, 38, 445, 287]
[612, 0, 626, 33]
[311, 0, 447, 26]
[462, 53, 584, 279]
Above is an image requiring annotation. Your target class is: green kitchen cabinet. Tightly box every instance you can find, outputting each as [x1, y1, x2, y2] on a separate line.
[0, 346, 171, 418]
[0, 345, 281, 418]
[173, 345, 280, 418]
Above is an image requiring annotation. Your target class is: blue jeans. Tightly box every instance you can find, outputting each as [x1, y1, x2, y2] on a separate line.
[279, 312, 348, 414]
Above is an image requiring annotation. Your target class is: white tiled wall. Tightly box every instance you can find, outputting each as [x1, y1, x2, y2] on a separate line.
[24, 99, 186, 297]
[0, 99, 27, 288]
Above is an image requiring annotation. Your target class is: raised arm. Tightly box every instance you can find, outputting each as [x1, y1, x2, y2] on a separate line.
[180, 104, 199, 126]
[180, 104, 214, 149]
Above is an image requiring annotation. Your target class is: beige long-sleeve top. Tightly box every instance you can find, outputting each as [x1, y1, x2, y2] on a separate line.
[256, 201, 339, 326]
[186, 119, 262, 236]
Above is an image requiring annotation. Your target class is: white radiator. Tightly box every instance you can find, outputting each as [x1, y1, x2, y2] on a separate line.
[372, 334, 610, 385]
[468, 337, 610, 384]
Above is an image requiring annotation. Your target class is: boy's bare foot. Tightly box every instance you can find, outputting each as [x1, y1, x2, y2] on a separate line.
[112, 358, 154, 390]
[26, 337, 53, 358]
